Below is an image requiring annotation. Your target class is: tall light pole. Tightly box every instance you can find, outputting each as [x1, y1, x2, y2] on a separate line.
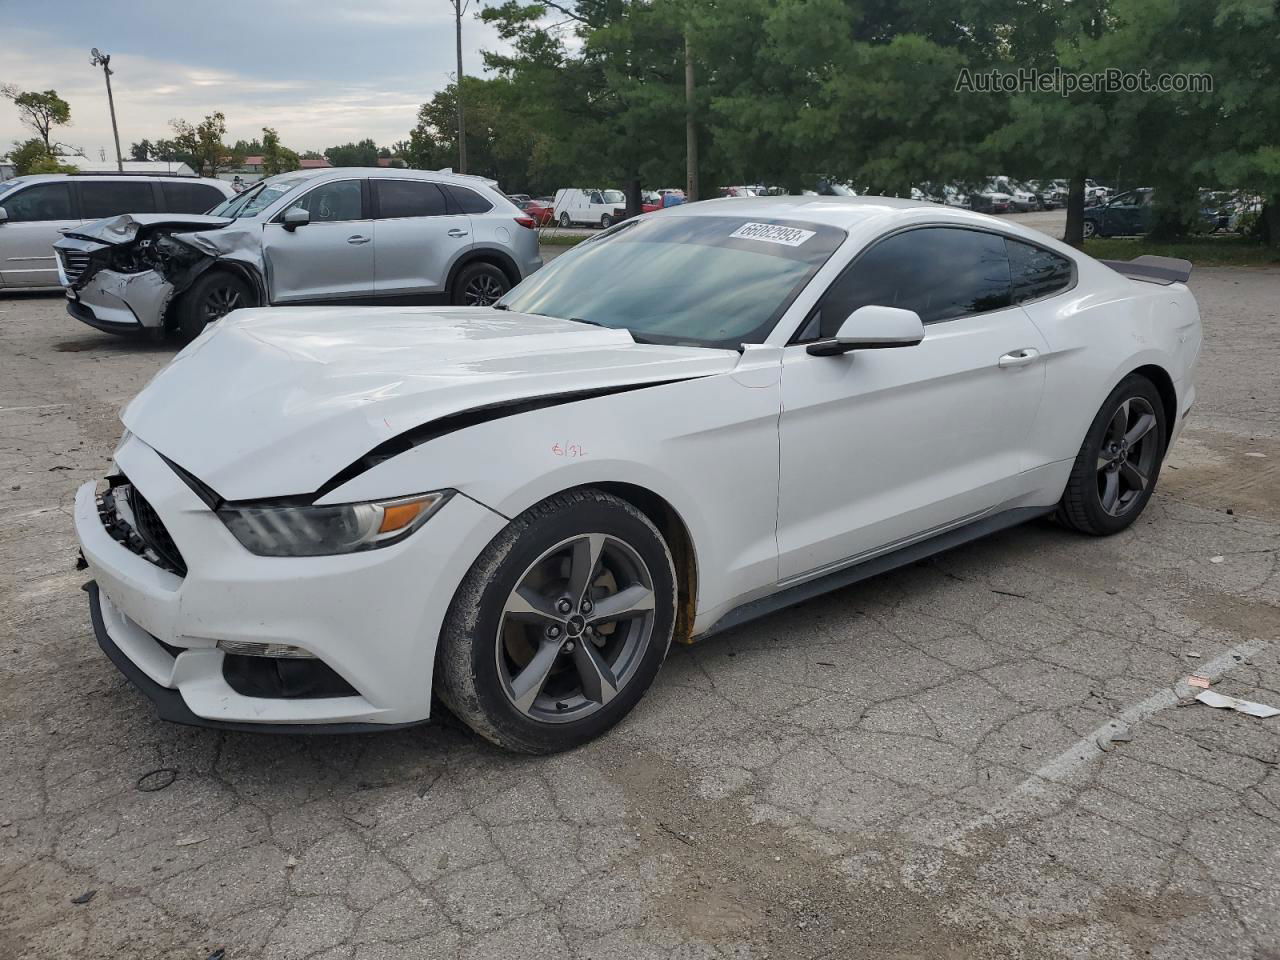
[90, 48, 124, 172]
[448, 0, 468, 174]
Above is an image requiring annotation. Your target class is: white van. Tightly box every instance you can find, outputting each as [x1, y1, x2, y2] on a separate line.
[553, 188, 627, 229]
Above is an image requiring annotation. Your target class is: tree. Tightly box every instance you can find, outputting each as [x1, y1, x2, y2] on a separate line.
[9, 136, 77, 176]
[129, 139, 155, 162]
[170, 112, 234, 176]
[324, 139, 379, 167]
[260, 127, 300, 175]
[1, 87, 71, 153]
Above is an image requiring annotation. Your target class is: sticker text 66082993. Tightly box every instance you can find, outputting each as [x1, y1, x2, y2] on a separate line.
[729, 222, 817, 247]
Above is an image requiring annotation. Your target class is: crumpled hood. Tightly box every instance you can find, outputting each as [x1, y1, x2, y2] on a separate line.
[63, 213, 234, 245]
[122, 306, 738, 500]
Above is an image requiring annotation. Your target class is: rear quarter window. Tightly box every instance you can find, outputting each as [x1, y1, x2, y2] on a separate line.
[1006, 238, 1074, 303]
[79, 180, 157, 219]
[443, 184, 493, 213]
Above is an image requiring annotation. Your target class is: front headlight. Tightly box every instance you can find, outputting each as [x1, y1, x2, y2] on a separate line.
[217, 491, 451, 557]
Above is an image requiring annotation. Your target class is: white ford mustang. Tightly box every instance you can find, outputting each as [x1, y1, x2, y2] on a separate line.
[75, 197, 1202, 752]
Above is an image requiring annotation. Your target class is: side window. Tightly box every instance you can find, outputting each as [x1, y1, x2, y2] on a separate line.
[161, 182, 226, 214]
[442, 184, 493, 213]
[589, 191, 604, 205]
[3, 183, 74, 222]
[291, 180, 363, 222]
[809, 227, 1012, 337]
[373, 180, 448, 219]
[79, 181, 156, 219]
[1006, 238, 1073, 303]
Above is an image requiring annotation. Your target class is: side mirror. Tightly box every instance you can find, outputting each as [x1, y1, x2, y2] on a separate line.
[282, 207, 310, 231]
[807, 305, 925, 356]
[0, 206, 8, 225]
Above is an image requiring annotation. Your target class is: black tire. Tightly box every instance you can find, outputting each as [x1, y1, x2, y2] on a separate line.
[559, 212, 571, 228]
[451, 261, 511, 306]
[1082, 219, 1099, 239]
[1056, 374, 1167, 536]
[435, 489, 678, 754]
[174, 270, 252, 341]
[600, 214, 613, 229]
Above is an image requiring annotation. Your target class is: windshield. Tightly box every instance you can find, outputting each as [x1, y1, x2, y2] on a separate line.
[498, 215, 845, 348]
[0, 179, 26, 198]
[600, 190, 624, 204]
[209, 176, 309, 218]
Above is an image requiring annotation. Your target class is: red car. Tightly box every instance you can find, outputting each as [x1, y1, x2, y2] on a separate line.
[518, 199, 555, 226]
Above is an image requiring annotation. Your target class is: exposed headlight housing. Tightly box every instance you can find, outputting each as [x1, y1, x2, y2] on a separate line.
[217, 491, 451, 557]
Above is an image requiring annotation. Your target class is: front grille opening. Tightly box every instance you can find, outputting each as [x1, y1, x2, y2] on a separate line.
[60, 250, 90, 285]
[222, 655, 358, 700]
[126, 485, 188, 576]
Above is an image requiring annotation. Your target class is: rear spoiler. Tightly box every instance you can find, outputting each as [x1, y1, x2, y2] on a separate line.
[1098, 255, 1192, 285]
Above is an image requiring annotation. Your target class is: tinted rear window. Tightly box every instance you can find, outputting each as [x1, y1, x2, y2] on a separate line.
[374, 180, 448, 218]
[443, 184, 493, 213]
[80, 181, 156, 219]
[1006, 238, 1074, 303]
[161, 181, 226, 214]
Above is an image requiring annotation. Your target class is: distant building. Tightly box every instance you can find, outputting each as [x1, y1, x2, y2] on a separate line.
[71, 159, 199, 176]
[299, 157, 332, 170]
[0, 160, 15, 181]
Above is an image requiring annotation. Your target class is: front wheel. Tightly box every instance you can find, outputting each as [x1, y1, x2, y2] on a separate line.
[435, 489, 677, 753]
[174, 270, 252, 341]
[559, 212, 571, 228]
[600, 214, 613, 229]
[1056, 374, 1167, 535]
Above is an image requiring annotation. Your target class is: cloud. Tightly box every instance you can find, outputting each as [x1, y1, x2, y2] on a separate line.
[1, 3, 510, 158]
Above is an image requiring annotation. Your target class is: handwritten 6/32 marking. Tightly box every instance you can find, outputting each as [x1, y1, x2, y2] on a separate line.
[551, 442, 586, 459]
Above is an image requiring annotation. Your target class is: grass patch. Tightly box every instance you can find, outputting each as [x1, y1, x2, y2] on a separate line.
[1084, 236, 1280, 267]
[538, 232, 590, 247]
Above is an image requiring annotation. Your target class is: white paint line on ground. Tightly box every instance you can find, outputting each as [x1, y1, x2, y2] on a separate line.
[945, 636, 1271, 849]
[0, 403, 71, 413]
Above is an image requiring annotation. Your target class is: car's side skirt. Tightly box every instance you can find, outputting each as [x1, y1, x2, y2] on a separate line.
[698, 505, 1053, 639]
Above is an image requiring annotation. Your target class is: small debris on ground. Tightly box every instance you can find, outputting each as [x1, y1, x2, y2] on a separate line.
[1244, 452, 1267, 458]
[1209, 556, 1226, 564]
[1195, 690, 1280, 719]
[1185, 651, 1202, 659]
[70, 890, 96, 905]
[175, 835, 208, 847]
[206, 949, 226, 960]
[1187, 675, 1212, 689]
[286, 855, 299, 869]
[136, 767, 178, 792]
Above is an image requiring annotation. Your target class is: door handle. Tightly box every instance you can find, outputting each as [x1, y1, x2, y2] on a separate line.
[998, 348, 1040, 368]
[346, 235, 370, 245]
[447, 228, 469, 238]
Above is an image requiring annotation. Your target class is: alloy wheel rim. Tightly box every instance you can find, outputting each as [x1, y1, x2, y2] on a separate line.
[1096, 396, 1159, 517]
[203, 286, 242, 321]
[496, 533, 656, 723]
[465, 274, 504, 306]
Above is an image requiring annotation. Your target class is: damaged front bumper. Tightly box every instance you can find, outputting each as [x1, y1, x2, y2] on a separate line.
[56, 236, 175, 334]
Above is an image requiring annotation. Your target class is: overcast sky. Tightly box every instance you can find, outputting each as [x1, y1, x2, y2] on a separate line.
[0, 0, 510, 160]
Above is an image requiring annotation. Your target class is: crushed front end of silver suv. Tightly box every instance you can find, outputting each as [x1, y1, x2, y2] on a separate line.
[54, 214, 264, 335]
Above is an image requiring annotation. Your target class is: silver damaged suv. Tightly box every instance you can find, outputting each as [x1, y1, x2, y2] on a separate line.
[53, 168, 542, 339]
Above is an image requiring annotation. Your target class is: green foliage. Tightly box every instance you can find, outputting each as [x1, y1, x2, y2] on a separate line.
[129, 139, 155, 161]
[170, 112, 233, 176]
[8, 137, 77, 176]
[324, 139, 380, 167]
[261, 127, 300, 176]
[2, 87, 71, 151]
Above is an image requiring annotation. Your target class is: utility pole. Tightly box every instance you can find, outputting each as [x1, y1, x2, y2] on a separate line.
[90, 48, 123, 172]
[450, 0, 468, 174]
[684, 32, 698, 201]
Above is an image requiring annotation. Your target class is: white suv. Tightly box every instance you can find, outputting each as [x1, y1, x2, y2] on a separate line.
[0, 173, 232, 289]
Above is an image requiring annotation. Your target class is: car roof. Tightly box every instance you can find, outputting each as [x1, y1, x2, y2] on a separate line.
[265, 167, 501, 190]
[652, 194, 995, 229]
[1, 173, 229, 187]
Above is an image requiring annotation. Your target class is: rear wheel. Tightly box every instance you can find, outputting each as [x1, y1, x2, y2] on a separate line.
[435, 489, 677, 753]
[1082, 219, 1099, 239]
[452, 262, 510, 306]
[559, 212, 571, 228]
[174, 270, 252, 341]
[1057, 374, 1167, 535]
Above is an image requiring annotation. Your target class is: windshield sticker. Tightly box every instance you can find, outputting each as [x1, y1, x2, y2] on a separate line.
[729, 222, 817, 247]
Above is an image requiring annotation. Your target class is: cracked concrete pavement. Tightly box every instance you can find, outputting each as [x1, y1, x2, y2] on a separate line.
[1, 261, 1278, 959]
